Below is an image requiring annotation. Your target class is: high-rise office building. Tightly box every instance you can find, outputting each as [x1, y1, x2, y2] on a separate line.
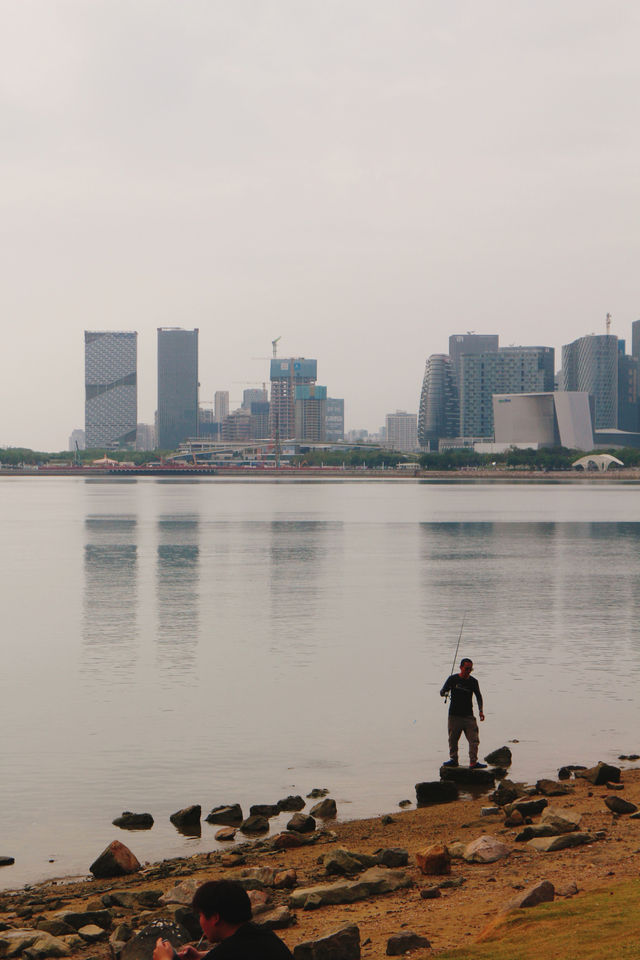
[136, 423, 156, 450]
[460, 346, 555, 438]
[385, 411, 418, 451]
[269, 358, 317, 439]
[632, 320, 640, 360]
[294, 384, 327, 441]
[561, 335, 618, 429]
[326, 398, 345, 441]
[618, 353, 640, 432]
[249, 401, 270, 439]
[85, 331, 137, 449]
[242, 388, 268, 409]
[449, 334, 499, 384]
[418, 354, 458, 450]
[157, 328, 199, 450]
[214, 391, 229, 422]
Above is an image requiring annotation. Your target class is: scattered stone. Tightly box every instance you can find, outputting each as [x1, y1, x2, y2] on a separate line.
[324, 849, 374, 877]
[376, 848, 408, 868]
[607, 782, 624, 791]
[535, 779, 573, 797]
[215, 827, 236, 841]
[110, 890, 161, 909]
[34, 919, 76, 937]
[464, 836, 510, 863]
[274, 869, 297, 889]
[398, 800, 411, 808]
[111, 923, 134, 943]
[437, 876, 466, 888]
[22, 933, 69, 959]
[253, 906, 295, 930]
[287, 813, 316, 834]
[484, 746, 512, 767]
[604, 796, 638, 815]
[0, 931, 42, 957]
[170, 805, 201, 828]
[248, 889, 271, 915]
[415, 781, 458, 806]
[528, 832, 593, 852]
[293, 924, 360, 960]
[386, 931, 430, 955]
[419, 886, 441, 899]
[504, 810, 524, 827]
[310, 799, 337, 819]
[53, 910, 112, 931]
[490, 781, 526, 806]
[575, 762, 621, 786]
[504, 798, 548, 818]
[250, 804, 281, 819]
[541, 806, 581, 833]
[556, 881, 579, 897]
[446, 842, 467, 859]
[557, 766, 572, 780]
[120, 921, 191, 960]
[630, 812, 640, 821]
[515, 825, 559, 842]
[241, 815, 270, 834]
[78, 924, 108, 942]
[290, 867, 412, 909]
[272, 831, 316, 850]
[159, 878, 199, 906]
[0, 858, 15, 868]
[415, 844, 450, 876]
[222, 853, 246, 866]
[380, 815, 394, 826]
[306, 788, 330, 799]
[440, 766, 499, 785]
[112, 812, 154, 830]
[503, 880, 554, 912]
[205, 804, 243, 826]
[277, 796, 306, 812]
[481, 807, 499, 816]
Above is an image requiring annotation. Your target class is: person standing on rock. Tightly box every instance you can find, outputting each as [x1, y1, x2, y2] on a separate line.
[153, 880, 293, 960]
[439, 657, 486, 768]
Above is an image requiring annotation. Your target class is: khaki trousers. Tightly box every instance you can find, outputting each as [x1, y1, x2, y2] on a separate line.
[448, 715, 479, 765]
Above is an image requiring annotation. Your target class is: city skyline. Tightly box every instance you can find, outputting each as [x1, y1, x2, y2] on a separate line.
[2, 2, 640, 449]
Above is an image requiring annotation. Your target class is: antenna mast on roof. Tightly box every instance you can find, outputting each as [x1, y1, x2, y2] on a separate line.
[606, 312, 612, 335]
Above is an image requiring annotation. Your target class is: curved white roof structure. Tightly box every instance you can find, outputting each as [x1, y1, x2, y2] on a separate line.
[572, 453, 624, 471]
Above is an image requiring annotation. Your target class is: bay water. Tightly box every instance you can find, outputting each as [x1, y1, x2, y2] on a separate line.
[1, 476, 639, 889]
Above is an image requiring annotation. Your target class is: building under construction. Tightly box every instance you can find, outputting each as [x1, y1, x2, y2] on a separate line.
[269, 357, 318, 440]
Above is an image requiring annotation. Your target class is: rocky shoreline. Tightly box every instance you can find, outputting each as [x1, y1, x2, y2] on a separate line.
[1, 753, 640, 959]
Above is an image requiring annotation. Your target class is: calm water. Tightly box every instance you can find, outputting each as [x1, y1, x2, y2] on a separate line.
[1, 477, 640, 888]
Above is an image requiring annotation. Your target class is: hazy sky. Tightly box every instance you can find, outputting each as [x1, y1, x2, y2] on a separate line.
[2, 1, 639, 449]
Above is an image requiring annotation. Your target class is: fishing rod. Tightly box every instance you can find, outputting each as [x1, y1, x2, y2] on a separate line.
[444, 612, 466, 703]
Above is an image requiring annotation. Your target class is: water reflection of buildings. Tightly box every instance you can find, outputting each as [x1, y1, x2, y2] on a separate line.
[83, 516, 137, 675]
[156, 517, 199, 675]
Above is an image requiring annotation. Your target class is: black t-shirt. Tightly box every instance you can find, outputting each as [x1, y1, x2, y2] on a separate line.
[440, 674, 483, 717]
[204, 924, 293, 960]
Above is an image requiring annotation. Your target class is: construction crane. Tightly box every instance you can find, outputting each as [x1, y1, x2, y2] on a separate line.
[272, 336, 281, 358]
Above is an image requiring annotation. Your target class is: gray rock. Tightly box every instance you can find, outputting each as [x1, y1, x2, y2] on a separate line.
[111, 923, 134, 944]
[481, 807, 500, 816]
[484, 746, 512, 767]
[415, 781, 458, 806]
[490, 780, 526, 807]
[515, 825, 559, 842]
[419, 887, 441, 899]
[120, 921, 191, 960]
[170, 805, 201, 827]
[306, 788, 330, 799]
[504, 797, 548, 818]
[0, 858, 15, 868]
[34, 919, 76, 937]
[324, 849, 373, 876]
[575, 762, 621, 786]
[398, 800, 411, 808]
[463, 836, 510, 863]
[0, 930, 41, 957]
[53, 910, 112, 931]
[277, 796, 305, 811]
[535, 780, 573, 797]
[294, 924, 360, 960]
[110, 890, 162, 909]
[159, 879, 200, 906]
[112, 812, 154, 830]
[556, 881, 579, 897]
[253, 906, 294, 930]
[89, 840, 140, 878]
[386, 932, 431, 955]
[290, 867, 412, 909]
[22, 933, 69, 960]
[437, 876, 466, 888]
[250, 804, 280, 818]
[528, 832, 593, 852]
[439, 766, 499, 785]
[375, 848, 408, 868]
[310, 798, 337, 819]
[503, 880, 554, 912]
[541, 807, 581, 833]
[241, 815, 270, 834]
[287, 813, 316, 833]
[78, 924, 108, 942]
[205, 804, 243, 826]
[604, 796, 638, 815]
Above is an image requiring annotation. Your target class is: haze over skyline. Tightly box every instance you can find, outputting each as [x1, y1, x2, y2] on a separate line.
[2, 1, 639, 450]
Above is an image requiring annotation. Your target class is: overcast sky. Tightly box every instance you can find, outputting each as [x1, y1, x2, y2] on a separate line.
[1, 1, 639, 449]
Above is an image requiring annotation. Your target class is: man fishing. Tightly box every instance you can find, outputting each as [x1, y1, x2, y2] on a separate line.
[440, 657, 486, 768]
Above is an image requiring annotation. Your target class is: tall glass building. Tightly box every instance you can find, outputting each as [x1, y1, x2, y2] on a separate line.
[85, 331, 137, 449]
[157, 328, 199, 450]
[561, 335, 618, 429]
[418, 354, 458, 450]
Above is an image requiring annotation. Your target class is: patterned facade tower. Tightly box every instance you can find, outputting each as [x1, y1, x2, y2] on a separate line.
[561, 335, 618, 429]
[418, 354, 459, 450]
[85, 331, 137, 449]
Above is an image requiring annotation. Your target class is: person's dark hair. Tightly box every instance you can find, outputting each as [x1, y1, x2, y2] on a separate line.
[460, 658, 473, 668]
[192, 880, 252, 924]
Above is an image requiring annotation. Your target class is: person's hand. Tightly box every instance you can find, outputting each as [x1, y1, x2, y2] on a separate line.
[479, 712, 485, 722]
[177, 947, 204, 960]
[153, 939, 175, 960]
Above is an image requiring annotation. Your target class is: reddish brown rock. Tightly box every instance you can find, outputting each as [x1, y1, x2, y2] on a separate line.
[215, 826, 236, 841]
[89, 840, 140, 878]
[415, 844, 451, 876]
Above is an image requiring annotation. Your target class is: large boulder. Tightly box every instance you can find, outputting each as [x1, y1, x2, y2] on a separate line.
[439, 766, 499, 785]
[241, 815, 270, 834]
[504, 797, 548, 818]
[277, 796, 306, 812]
[376, 848, 409, 868]
[290, 868, 412, 909]
[253, 906, 295, 930]
[503, 880, 554, 912]
[53, 910, 112, 931]
[484, 746, 512, 767]
[159, 878, 199, 906]
[535, 780, 573, 797]
[250, 804, 281, 819]
[293, 924, 360, 960]
[464, 836, 510, 863]
[415, 845, 450, 876]
[386, 932, 431, 955]
[89, 840, 140, 878]
[272, 831, 316, 850]
[170, 805, 201, 828]
[0, 930, 41, 957]
[112, 812, 154, 830]
[490, 780, 526, 807]
[310, 798, 337, 819]
[206, 804, 243, 826]
[541, 806, 581, 833]
[120, 921, 191, 960]
[576, 762, 621, 786]
[323, 849, 376, 876]
[287, 813, 316, 834]
[23, 933, 70, 959]
[415, 781, 458, 806]
[528, 832, 593, 852]
[604, 796, 638, 815]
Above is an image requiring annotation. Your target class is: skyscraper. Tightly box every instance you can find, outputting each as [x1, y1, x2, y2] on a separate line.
[325, 398, 345, 441]
[561, 335, 618, 429]
[418, 354, 458, 450]
[385, 411, 418, 451]
[269, 358, 317, 439]
[157, 328, 199, 450]
[460, 346, 555, 438]
[85, 331, 137, 449]
[294, 384, 327, 441]
[214, 391, 229, 422]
